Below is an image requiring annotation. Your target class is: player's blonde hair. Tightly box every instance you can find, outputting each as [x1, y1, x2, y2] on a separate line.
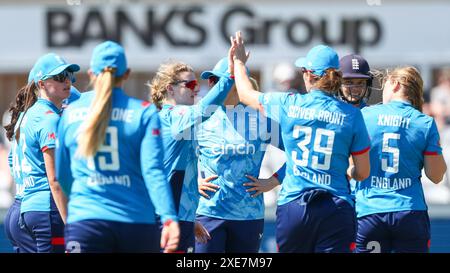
[149, 61, 194, 109]
[312, 68, 342, 95]
[387, 66, 424, 112]
[78, 67, 121, 157]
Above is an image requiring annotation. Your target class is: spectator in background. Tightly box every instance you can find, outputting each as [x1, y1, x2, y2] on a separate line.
[427, 68, 450, 203]
[430, 68, 450, 130]
[271, 62, 306, 94]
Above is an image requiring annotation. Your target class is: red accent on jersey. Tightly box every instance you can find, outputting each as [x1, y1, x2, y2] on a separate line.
[51, 237, 65, 245]
[41, 146, 49, 152]
[351, 146, 370, 156]
[152, 129, 160, 136]
[350, 242, 356, 252]
[424, 151, 439, 156]
[48, 132, 56, 140]
[142, 101, 151, 107]
[45, 110, 55, 114]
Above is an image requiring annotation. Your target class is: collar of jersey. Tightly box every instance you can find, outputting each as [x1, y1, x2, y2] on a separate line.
[389, 99, 412, 107]
[37, 98, 61, 114]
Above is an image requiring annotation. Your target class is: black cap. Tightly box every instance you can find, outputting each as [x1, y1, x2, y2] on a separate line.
[339, 54, 371, 79]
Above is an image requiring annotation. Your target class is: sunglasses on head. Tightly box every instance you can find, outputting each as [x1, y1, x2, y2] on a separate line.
[173, 79, 198, 91]
[48, 70, 74, 83]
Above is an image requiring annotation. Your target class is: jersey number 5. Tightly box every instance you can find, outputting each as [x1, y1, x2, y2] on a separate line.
[87, 126, 120, 171]
[381, 133, 400, 174]
[291, 125, 335, 171]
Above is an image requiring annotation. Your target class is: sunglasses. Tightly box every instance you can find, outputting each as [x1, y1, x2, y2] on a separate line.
[301, 67, 315, 74]
[208, 76, 219, 85]
[47, 70, 74, 83]
[173, 79, 198, 91]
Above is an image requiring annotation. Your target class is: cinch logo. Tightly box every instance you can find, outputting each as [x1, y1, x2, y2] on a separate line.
[211, 143, 256, 155]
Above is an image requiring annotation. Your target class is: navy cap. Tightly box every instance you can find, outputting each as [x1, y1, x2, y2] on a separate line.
[339, 54, 371, 79]
[295, 45, 339, 77]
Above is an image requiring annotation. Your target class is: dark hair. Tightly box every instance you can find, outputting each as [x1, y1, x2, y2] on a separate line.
[4, 82, 38, 141]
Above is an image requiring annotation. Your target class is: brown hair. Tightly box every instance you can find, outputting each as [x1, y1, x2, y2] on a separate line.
[148, 61, 194, 109]
[387, 66, 424, 112]
[77, 68, 122, 157]
[4, 82, 38, 141]
[312, 68, 342, 95]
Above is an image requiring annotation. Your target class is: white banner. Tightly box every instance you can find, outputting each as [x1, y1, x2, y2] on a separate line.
[0, 1, 449, 72]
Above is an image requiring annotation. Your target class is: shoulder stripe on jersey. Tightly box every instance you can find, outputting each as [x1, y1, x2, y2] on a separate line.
[351, 146, 370, 156]
[424, 151, 439, 156]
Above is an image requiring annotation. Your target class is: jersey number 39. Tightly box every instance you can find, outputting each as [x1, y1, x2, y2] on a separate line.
[291, 125, 335, 171]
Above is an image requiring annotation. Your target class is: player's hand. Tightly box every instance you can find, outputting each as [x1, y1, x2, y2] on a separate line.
[161, 220, 180, 253]
[243, 174, 280, 197]
[194, 221, 211, 244]
[228, 36, 237, 75]
[233, 31, 250, 64]
[199, 175, 220, 199]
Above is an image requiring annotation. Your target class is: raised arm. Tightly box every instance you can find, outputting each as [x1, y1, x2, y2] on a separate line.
[232, 31, 261, 110]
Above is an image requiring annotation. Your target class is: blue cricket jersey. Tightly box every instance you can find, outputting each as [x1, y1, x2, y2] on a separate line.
[19, 99, 61, 213]
[56, 88, 177, 224]
[8, 113, 26, 200]
[159, 76, 235, 222]
[196, 103, 284, 220]
[259, 90, 371, 207]
[9, 145, 25, 200]
[349, 102, 368, 198]
[355, 100, 442, 217]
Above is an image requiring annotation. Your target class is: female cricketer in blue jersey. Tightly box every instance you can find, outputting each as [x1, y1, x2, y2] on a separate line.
[56, 41, 180, 253]
[338, 54, 374, 200]
[194, 55, 285, 253]
[3, 71, 42, 252]
[148, 42, 237, 253]
[232, 31, 371, 253]
[3, 54, 79, 253]
[339, 54, 374, 109]
[354, 67, 447, 253]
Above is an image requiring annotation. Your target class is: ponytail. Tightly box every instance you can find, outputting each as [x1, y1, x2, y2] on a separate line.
[4, 82, 38, 141]
[388, 66, 424, 112]
[77, 68, 116, 157]
[313, 68, 342, 95]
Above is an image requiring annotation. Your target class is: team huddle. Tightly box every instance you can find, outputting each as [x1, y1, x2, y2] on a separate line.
[2, 31, 447, 253]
